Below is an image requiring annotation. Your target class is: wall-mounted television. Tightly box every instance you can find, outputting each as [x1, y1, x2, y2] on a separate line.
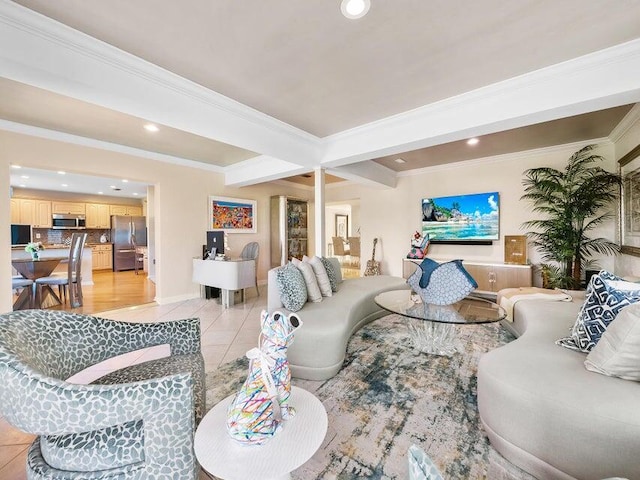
[11, 224, 32, 246]
[421, 192, 499, 245]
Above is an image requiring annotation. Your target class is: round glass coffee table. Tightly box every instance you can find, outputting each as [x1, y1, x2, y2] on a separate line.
[375, 289, 506, 356]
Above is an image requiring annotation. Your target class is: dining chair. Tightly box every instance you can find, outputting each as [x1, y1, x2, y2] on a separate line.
[240, 241, 260, 298]
[12, 276, 34, 309]
[36, 232, 88, 308]
[347, 236, 361, 267]
[332, 236, 350, 264]
[132, 235, 145, 275]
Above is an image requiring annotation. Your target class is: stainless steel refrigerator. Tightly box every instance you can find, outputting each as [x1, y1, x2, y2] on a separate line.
[111, 215, 147, 271]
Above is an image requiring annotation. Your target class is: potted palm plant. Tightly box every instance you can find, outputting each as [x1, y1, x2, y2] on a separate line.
[521, 144, 621, 289]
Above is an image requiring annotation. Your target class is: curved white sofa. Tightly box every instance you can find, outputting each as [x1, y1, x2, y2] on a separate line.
[267, 259, 408, 380]
[478, 296, 640, 480]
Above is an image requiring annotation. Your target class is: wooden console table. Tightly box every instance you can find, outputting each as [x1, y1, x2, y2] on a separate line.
[403, 258, 533, 296]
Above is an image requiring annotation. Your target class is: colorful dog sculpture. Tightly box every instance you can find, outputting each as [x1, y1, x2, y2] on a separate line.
[226, 310, 302, 445]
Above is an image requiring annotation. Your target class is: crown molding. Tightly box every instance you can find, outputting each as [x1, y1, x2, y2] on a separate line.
[397, 138, 612, 177]
[321, 38, 640, 167]
[0, 119, 225, 172]
[609, 103, 640, 143]
[0, 0, 321, 166]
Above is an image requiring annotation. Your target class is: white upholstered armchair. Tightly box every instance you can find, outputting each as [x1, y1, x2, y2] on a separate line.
[0, 309, 205, 479]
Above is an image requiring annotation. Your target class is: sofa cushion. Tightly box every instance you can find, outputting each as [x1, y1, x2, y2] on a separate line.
[558, 271, 640, 352]
[320, 257, 339, 292]
[275, 262, 308, 311]
[292, 257, 322, 302]
[41, 420, 144, 473]
[585, 303, 640, 381]
[305, 255, 332, 297]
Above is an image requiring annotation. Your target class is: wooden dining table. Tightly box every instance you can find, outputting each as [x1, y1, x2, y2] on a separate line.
[12, 256, 67, 310]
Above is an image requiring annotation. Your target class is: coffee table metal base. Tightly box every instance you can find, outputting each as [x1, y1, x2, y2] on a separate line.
[407, 319, 459, 356]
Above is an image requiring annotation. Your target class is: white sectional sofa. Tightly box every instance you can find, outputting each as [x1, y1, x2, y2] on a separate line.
[267, 258, 408, 380]
[478, 296, 640, 480]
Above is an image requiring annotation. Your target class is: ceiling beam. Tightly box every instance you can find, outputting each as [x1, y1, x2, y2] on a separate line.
[224, 155, 311, 187]
[0, 0, 320, 169]
[328, 161, 396, 189]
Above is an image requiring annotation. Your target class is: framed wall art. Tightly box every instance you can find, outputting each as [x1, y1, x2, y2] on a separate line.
[208, 196, 257, 233]
[335, 214, 349, 239]
[619, 143, 640, 257]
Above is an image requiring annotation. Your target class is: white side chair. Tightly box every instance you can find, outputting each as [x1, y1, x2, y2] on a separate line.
[36, 233, 87, 308]
[239, 241, 260, 298]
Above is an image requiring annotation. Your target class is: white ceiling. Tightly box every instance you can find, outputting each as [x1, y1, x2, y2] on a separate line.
[10, 166, 150, 199]
[2, 1, 640, 189]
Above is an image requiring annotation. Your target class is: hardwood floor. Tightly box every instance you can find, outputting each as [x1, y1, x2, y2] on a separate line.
[49, 269, 156, 314]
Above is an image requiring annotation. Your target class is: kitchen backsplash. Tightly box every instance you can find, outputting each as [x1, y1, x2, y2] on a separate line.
[34, 228, 111, 245]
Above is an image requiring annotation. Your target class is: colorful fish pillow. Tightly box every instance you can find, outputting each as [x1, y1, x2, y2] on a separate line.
[407, 258, 477, 305]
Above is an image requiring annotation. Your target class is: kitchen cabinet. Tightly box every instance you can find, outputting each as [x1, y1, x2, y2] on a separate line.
[403, 258, 532, 295]
[52, 201, 86, 215]
[270, 196, 308, 267]
[92, 244, 113, 270]
[11, 198, 52, 227]
[10, 198, 20, 224]
[110, 205, 143, 216]
[86, 203, 111, 228]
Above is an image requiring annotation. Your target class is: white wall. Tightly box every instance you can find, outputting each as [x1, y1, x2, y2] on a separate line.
[614, 109, 640, 278]
[329, 141, 618, 280]
[1, 130, 312, 312]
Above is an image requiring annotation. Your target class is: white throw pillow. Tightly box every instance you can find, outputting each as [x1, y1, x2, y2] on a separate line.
[291, 257, 322, 303]
[304, 255, 332, 297]
[585, 303, 640, 381]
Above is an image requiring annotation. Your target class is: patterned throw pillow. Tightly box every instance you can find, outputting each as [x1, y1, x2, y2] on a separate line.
[291, 258, 322, 303]
[275, 263, 307, 312]
[408, 444, 444, 480]
[557, 271, 640, 352]
[320, 257, 339, 292]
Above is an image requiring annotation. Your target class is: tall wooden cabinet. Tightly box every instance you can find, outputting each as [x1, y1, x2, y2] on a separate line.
[270, 196, 309, 267]
[11, 198, 52, 228]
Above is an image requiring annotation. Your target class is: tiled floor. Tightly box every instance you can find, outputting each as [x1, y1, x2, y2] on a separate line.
[0, 292, 267, 479]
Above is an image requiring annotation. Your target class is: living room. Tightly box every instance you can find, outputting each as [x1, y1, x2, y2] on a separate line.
[2, 2, 640, 479]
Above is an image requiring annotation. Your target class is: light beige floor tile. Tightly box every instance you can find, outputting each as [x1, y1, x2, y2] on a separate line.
[201, 345, 229, 371]
[0, 445, 28, 471]
[201, 329, 240, 346]
[222, 342, 255, 363]
[133, 345, 171, 364]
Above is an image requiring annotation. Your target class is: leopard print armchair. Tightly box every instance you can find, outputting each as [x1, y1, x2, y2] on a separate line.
[0, 309, 205, 479]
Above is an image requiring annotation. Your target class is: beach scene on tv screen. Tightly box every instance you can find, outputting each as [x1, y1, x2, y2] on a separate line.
[422, 192, 499, 241]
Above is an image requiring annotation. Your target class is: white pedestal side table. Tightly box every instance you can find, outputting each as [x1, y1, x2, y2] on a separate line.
[195, 386, 327, 480]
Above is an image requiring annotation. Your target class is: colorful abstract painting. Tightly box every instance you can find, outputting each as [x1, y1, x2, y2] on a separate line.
[209, 196, 257, 233]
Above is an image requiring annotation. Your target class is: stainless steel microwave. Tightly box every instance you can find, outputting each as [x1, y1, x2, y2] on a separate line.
[52, 214, 86, 229]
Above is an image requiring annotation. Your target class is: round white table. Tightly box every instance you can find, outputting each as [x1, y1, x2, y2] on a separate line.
[195, 386, 328, 480]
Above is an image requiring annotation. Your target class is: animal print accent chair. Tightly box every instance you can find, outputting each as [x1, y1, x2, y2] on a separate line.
[0, 309, 205, 479]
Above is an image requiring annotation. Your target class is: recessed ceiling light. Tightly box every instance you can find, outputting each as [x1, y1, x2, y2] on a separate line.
[110, 185, 117, 189]
[341, 0, 370, 19]
[133, 192, 139, 196]
[144, 124, 159, 132]
[98, 191, 104, 195]
[467, 137, 479, 146]
[57, 170, 66, 175]
[122, 179, 129, 183]
[61, 183, 68, 187]
[395, 158, 406, 164]
[19, 184, 26, 187]
[20, 175, 29, 179]
[11, 165, 21, 169]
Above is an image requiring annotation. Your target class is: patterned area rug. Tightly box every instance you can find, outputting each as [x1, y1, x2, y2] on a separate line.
[205, 314, 514, 479]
